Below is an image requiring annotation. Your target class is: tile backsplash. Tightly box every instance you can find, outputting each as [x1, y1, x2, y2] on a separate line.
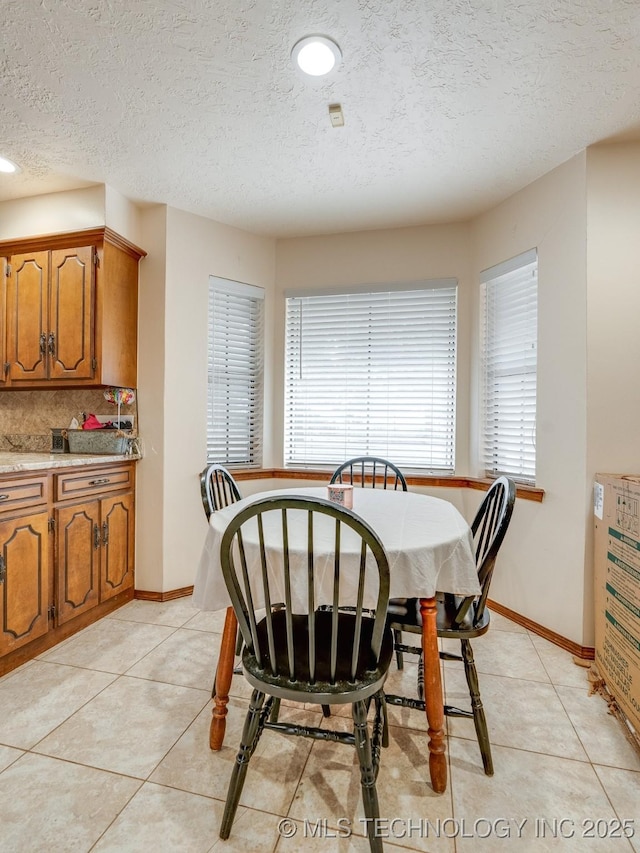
[0, 390, 138, 452]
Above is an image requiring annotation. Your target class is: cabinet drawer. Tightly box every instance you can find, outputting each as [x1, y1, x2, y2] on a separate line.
[0, 475, 49, 514]
[55, 464, 134, 502]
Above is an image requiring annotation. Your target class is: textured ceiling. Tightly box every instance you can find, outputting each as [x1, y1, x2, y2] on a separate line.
[1, 0, 640, 237]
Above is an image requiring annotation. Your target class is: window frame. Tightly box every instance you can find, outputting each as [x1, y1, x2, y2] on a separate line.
[206, 276, 265, 468]
[283, 280, 458, 473]
[480, 249, 538, 485]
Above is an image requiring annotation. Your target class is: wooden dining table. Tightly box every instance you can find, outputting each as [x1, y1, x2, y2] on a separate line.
[192, 485, 479, 793]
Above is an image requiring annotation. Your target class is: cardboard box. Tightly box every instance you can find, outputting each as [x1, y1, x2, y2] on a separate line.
[593, 474, 640, 735]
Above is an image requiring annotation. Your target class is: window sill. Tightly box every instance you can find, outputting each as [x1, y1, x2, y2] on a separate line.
[230, 468, 544, 503]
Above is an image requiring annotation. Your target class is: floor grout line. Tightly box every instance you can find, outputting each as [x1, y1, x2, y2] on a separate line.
[1, 600, 638, 852]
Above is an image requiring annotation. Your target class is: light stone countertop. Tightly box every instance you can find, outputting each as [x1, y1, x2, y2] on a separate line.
[0, 452, 141, 474]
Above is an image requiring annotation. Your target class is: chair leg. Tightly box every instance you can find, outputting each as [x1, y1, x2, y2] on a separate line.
[270, 697, 281, 722]
[322, 704, 331, 717]
[374, 692, 389, 750]
[220, 689, 267, 839]
[461, 639, 493, 776]
[393, 628, 404, 670]
[352, 700, 383, 853]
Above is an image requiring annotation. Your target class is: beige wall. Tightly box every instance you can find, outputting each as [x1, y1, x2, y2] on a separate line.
[586, 142, 640, 476]
[584, 142, 640, 644]
[274, 223, 473, 474]
[274, 188, 594, 646]
[0, 187, 278, 595]
[471, 153, 589, 644]
[0, 183, 145, 246]
[6, 151, 638, 645]
[0, 185, 106, 240]
[105, 185, 144, 249]
[140, 206, 277, 592]
[135, 205, 168, 591]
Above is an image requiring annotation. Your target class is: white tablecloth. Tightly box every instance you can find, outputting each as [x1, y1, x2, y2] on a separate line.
[192, 487, 479, 612]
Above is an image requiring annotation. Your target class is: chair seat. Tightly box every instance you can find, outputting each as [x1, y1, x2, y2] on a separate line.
[387, 596, 491, 639]
[242, 609, 394, 704]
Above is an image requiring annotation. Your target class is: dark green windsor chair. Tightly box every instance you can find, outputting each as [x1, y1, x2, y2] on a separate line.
[199, 463, 243, 696]
[330, 456, 408, 491]
[218, 495, 394, 853]
[199, 463, 242, 521]
[385, 476, 515, 776]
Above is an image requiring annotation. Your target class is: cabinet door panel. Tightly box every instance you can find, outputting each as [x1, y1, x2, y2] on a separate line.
[56, 501, 100, 625]
[100, 493, 134, 601]
[49, 247, 94, 380]
[0, 512, 49, 655]
[6, 252, 48, 382]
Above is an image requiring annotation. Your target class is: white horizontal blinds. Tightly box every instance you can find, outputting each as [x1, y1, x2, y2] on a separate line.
[284, 283, 457, 471]
[207, 277, 264, 467]
[480, 249, 538, 484]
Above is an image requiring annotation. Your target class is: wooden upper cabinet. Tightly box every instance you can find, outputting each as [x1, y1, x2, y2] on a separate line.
[97, 236, 142, 389]
[6, 250, 49, 383]
[49, 247, 94, 380]
[1, 228, 145, 389]
[7, 248, 93, 383]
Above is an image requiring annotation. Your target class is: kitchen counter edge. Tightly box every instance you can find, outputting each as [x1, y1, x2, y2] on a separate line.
[0, 452, 142, 474]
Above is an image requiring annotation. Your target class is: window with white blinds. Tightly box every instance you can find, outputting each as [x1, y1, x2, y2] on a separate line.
[207, 277, 264, 467]
[480, 249, 538, 484]
[284, 282, 457, 471]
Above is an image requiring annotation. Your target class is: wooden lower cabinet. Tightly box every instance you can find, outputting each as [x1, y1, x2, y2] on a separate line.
[0, 509, 50, 656]
[0, 461, 135, 674]
[55, 490, 134, 624]
[55, 500, 100, 625]
[100, 492, 135, 602]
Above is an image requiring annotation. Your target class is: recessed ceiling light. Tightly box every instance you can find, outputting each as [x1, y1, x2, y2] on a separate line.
[0, 155, 20, 174]
[292, 36, 341, 77]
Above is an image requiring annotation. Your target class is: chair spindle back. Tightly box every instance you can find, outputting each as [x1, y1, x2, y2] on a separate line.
[220, 496, 391, 686]
[330, 456, 408, 491]
[200, 464, 242, 520]
[460, 476, 516, 626]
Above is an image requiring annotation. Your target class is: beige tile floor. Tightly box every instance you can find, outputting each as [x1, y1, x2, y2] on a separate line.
[0, 600, 639, 852]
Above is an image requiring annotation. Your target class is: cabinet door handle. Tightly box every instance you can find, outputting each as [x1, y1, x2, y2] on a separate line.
[88, 478, 110, 486]
[102, 522, 109, 546]
[0, 494, 9, 502]
[0, 555, 5, 584]
[48, 331, 56, 357]
[39, 332, 47, 355]
[94, 524, 101, 550]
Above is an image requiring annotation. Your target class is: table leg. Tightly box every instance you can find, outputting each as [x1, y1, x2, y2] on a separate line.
[420, 596, 447, 793]
[210, 606, 238, 751]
